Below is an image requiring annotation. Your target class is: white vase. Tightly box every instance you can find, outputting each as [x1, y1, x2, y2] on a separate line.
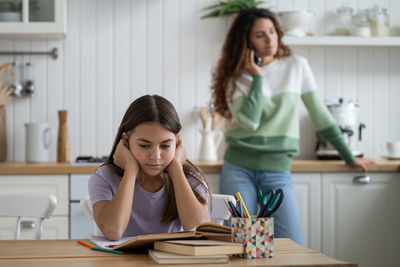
[199, 130, 223, 161]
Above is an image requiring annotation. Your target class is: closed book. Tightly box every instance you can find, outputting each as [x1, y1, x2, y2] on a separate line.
[148, 249, 229, 264]
[154, 239, 244, 256]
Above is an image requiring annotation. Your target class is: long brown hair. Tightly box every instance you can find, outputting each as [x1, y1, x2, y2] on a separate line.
[104, 95, 211, 223]
[211, 8, 292, 119]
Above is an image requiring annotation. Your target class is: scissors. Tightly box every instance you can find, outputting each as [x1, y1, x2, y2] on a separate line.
[257, 188, 284, 218]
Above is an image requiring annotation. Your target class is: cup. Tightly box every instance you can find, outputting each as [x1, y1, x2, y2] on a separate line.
[231, 217, 274, 258]
[382, 141, 400, 158]
[25, 123, 53, 162]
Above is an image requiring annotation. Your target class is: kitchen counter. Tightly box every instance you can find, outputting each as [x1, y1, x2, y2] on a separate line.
[0, 160, 399, 174]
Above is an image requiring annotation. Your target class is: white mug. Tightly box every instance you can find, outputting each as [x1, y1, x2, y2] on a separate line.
[381, 141, 400, 157]
[25, 123, 53, 162]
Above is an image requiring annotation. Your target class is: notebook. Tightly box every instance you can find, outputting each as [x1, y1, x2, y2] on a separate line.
[148, 249, 229, 264]
[153, 239, 244, 256]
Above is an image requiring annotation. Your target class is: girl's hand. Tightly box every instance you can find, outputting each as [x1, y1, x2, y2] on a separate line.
[167, 135, 187, 174]
[113, 133, 139, 174]
[243, 48, 263, 76]
[349, 157, 376, 173]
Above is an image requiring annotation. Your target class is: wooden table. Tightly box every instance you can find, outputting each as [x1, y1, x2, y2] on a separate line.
[0, 239, 357, 267]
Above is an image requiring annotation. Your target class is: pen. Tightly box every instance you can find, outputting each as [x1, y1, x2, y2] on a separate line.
[223, 199, 234, 217]
[237, 199, 243, 217]
[91, 247, 123, 254]
[235, 192, 250, 218]
[228, 200, 239, 217]
[77, 239, 95, 248]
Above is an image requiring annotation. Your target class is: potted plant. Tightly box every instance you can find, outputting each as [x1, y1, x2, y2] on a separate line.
[200, 0, 267, 19]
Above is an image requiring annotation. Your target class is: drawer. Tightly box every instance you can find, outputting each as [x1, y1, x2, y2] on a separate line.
[0, 175, 69, 216]
[70, 174, 91, 200]
[0, 216, 69, 240]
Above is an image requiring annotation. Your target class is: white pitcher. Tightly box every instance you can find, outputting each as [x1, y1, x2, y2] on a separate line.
[199, 130, 223, 161]
[25, 123, 53, 162]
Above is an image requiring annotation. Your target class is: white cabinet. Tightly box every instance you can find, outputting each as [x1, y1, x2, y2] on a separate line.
[321, 172, 400, 267]
[292, 173, 321, 252]
[0, 175, 69, 239]
[0, 0, 66, 37]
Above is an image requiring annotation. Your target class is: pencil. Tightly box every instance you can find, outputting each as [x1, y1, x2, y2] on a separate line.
[77, 239, 95, 248]
[223, 199, 234, 217]
[91, 247, 123, 254]
[235, 192, 250, 218]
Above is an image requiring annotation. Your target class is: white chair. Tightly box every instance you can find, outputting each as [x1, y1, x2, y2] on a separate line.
[0, 195, 57, 240]
[80, 193, 236, 235]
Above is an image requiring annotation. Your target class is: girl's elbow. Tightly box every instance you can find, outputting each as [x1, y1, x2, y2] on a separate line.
[98, 222, 126, 241]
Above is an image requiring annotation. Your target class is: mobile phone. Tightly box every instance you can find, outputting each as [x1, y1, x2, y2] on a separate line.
[247, 41, 262, 66]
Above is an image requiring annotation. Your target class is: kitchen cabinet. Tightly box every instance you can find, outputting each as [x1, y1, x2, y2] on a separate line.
[0, 0, 66, 38]
[0, 175, 69, 239]
[321, 172, 400, 267]
[292, 173, 321, 252]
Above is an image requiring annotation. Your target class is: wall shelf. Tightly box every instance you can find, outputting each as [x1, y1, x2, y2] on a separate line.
[283, 36, 400, 47]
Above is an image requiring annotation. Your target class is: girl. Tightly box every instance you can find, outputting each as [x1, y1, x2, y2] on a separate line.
[89, 95, 211, 241]
[211, 8, 374, 244]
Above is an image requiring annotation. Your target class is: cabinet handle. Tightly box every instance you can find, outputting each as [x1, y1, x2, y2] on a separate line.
[353, 175, 371, 184]
[20, 221, 36, 229]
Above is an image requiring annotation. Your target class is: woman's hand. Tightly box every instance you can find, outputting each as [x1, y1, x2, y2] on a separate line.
[167, 135, 187, 175]
[113, 133, 139, 174]
[349, 157, 376, 173]
[243, 48, 263, 76]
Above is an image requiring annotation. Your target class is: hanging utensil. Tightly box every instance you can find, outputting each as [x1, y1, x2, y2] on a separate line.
[200, 106, 210, 130]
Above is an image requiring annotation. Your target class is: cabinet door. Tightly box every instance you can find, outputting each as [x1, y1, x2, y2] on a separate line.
[322, 172, 400, 267]
[0, 0, 66, 37]
[0, 175, 69, 240]
[292, 173, 321, 251]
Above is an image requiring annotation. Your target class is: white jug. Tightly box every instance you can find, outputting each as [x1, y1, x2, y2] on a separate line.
[25, 123, 53, 162]
[199, 130, 223, 161]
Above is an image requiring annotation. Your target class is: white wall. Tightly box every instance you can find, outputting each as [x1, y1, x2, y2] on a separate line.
[1, 0, 400, 162]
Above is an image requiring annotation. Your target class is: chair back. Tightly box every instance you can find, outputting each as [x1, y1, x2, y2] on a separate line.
[210, 193, 236, 225]
[0, 195, 57, 240]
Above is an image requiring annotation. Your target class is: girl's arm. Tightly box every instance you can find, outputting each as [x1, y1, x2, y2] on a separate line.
[92, 137, 139, 240]
[168, 137, 210, 230]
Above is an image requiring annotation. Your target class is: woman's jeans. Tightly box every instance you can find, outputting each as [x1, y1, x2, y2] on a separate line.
[219, 161, 304, 245]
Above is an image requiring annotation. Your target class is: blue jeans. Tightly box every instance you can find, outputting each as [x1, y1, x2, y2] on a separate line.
[219, 161, 304, 245]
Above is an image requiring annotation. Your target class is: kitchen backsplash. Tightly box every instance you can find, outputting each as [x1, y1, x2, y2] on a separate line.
[1, 0, 400, 162]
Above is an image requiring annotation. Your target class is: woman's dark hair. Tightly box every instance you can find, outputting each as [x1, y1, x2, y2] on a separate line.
[104, 95, 211, 223]
[211, 8, 292, 119]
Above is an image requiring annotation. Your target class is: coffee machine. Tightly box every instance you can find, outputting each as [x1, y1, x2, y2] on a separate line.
[315, 98, 365, 159]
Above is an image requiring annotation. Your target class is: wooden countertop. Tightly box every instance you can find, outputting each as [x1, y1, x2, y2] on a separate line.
[0, 160, 399, 174]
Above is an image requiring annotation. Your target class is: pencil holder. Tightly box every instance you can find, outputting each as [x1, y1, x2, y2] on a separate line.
[231, 217, 274, 258]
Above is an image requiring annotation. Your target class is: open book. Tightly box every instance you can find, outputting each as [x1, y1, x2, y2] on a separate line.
[89, 222, 232, 251]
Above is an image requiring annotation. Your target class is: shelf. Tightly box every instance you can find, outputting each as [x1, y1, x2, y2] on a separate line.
[283, 36, 400, 47]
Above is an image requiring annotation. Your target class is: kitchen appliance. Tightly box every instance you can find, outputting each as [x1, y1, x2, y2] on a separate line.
[25, 122, 53, 162]
[316, 98, 365, 159]
[277, 10, 314, 37]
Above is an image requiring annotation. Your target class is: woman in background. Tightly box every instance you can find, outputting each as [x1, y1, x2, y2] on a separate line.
[211, 8, 374, 244]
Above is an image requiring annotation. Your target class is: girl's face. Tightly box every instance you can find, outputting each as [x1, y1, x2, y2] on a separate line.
[249, 18, 278, 60]
[127, 122, 177, 177]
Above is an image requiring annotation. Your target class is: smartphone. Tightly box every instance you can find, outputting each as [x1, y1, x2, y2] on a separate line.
[247, 41, 262, 66]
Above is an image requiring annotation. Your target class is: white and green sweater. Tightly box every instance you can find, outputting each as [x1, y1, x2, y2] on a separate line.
[224, 55, 355, 172]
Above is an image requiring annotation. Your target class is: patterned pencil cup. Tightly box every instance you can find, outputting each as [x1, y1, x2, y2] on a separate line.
[231, 217, 274, 258]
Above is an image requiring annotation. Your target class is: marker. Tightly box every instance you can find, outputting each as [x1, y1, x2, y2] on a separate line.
[91, 247, 123, 254]
[77, 239, 95, 248]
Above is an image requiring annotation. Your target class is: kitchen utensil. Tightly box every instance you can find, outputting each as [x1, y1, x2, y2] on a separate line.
[200, 106, 210, 130]
[25, 123, 53, 162]
[57, 110, 70, 162]
[277, 10, 314, 37]
[211, 112, 223, 131]
[198, 130, 223, 161]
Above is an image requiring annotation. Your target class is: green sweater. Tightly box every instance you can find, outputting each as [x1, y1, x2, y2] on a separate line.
[224, 55, 355, 172]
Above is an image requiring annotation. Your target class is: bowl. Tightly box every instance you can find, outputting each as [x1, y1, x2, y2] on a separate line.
[277, 10, 314, 37]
